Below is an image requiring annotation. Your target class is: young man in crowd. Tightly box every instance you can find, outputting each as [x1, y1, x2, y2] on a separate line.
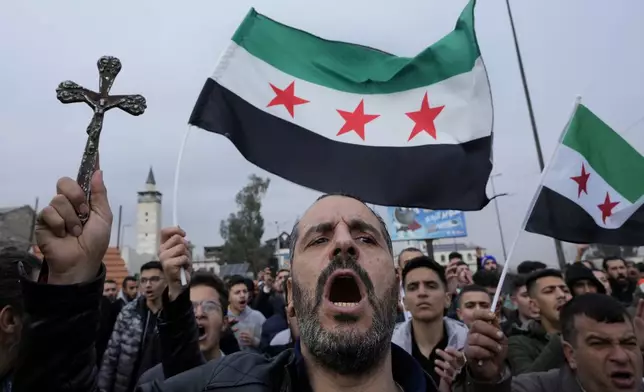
[137, 270, 234, 385]
[392, 256, 469, 390]
[227, 275, 265, 351]
[119, 276, 139, 307]
[503, 275, 537, 335]
[0, 248, 38, 392]
[396, 247, 424, 321]
[455, 285, 491, 327]
[253, 268, 290, 319]
[103, 279, 118, 301]
[565, 263, 606, 296]
[604, 257, 637, 305]
[99, 261, 167, 392]
[465, 293, 644, 392]
[507, 269, 571, 375]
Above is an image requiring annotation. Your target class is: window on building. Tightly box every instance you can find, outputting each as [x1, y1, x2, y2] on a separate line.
[145, 233, 148, 237]
[145, 212, 148, 217]
[145, 219, 148, 222]
[467, 254, 472, 261]
[440, 254, 446, 262]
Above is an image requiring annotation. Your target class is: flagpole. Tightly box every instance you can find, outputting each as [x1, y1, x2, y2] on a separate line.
[503, 0, 567, 268]
[490, 97, 581, 313]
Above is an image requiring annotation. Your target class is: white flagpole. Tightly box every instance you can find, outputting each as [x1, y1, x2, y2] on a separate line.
[490, 96, 582, 313]
[172, 125, 194, 286]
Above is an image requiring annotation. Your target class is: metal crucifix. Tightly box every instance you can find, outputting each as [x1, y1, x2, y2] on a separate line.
[56, 56, 146, 223]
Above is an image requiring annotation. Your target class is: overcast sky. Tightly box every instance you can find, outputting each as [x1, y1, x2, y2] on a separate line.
[1, 0, 643, 267]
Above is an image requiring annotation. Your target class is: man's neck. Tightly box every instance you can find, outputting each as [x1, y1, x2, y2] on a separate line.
[302, 344, 399, 392]
[146, 298, 162, 313]
[411, 317, 444, 356]
[204, 344, 222, 361]
[541, 317, 560, 334]
[229, 306, 244, 316]
[518, 311, 532, 325]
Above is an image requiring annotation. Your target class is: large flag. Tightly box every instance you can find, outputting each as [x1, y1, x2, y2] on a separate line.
[526, 103, 644, 245]
[189, 0, 493, 210]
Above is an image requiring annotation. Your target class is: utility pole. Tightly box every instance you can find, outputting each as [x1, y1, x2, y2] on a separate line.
[504, 0, 566, 268]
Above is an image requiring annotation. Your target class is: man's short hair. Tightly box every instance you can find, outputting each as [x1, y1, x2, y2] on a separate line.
[526, 268, 563, 296]
[472, 270, 500, 289]
[122, 276, 137, 288]
[190, 270, 229, 315]
[448, 252, 463, 261]
[637, 263, 644, 273]
[561, 293, 631, 346]
[104, 279, 117, 285]
[288, 193, 393, 263]
[227, 275, 247, 290]
[276, 268, 290, 276]
[401, 256, 446, 287]
[510, 275, 527, 295]
[457, 284, 491, 307]
[0, 248, 33, 313]
[141, 261, 163, 273]
[602, 257, 626, 271]
[398, 247, 423, 267]
[517, 260, 547, 275]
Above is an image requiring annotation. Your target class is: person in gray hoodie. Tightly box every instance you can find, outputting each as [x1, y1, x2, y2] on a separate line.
[392, 256, 469, 391]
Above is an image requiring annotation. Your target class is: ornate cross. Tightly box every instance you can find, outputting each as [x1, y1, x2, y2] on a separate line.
[56, 56, 147, 223]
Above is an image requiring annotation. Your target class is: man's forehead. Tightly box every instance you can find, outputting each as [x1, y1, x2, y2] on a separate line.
[462, 291, 490, 302]
[406, 267, 441, 282]
[299, 195, 379, 227]
[576, 315, 633, 336]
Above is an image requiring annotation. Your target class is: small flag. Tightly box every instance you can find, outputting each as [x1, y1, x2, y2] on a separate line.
[189, 0, 493, 210]
[526, 103, 644, 245]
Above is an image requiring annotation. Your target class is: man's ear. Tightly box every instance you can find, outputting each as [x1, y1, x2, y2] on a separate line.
[529, 298, 541, 316]
[0, 305, 21, 335]
[286, 278, 294, 315]
[563, 340, 577, 369]
[444, 291, 452, 310]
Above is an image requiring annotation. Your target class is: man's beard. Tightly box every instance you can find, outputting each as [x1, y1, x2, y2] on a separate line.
[292, 254, 399, 376]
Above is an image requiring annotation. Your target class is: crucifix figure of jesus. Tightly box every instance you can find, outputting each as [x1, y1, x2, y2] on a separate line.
[57, 56, 146, 223]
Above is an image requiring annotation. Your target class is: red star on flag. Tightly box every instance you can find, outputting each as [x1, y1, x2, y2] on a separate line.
[405, 92, 445, 141]
[267, 81, 309, 118]
[570, 163, 591, 198]
[336, 100, 380, 140]
[597, 192, 620, 224]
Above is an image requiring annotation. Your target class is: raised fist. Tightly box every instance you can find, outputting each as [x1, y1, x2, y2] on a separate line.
[35, 170, 112, 284]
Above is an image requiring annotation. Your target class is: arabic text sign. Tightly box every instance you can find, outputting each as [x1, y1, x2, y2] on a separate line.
[386, 207, 467, 241]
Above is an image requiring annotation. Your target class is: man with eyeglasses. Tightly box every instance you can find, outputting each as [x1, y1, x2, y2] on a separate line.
[99, 261, 167, 392]
[137, 270, 238, 386]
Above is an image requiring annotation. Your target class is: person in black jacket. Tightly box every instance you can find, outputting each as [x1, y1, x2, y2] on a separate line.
[137, 270, 240, 386]
[15, 172, 435, 392]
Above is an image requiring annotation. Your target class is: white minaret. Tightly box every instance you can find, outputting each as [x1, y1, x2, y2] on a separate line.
[136, 167, 162, 257]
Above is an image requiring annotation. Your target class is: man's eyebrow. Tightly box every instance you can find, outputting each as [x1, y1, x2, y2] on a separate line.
[301, 222, 335, 242]
[300, 219, 383, 242]
[346, 219, 382, 238]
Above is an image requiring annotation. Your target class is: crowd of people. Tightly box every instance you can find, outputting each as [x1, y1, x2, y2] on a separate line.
[1, 171, 644, 392]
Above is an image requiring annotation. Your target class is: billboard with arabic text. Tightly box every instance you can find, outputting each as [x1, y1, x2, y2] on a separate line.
[386, 207, 467, 241]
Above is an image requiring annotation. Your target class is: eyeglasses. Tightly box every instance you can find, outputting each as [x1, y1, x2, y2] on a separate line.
[192, 300, 221, 314]
[140, 276, 163, 284]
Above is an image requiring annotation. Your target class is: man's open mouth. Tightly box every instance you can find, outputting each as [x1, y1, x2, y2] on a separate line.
[198, 325, 207, 341]
[610, 370, 634, 387]
[324, 270, 366, 310]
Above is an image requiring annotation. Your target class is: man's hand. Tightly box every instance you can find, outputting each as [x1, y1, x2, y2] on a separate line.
[445, 260, 460, 294]
[36, 170, 112, 285]
[464, 310, 507, 382]
[158, 226, 192, 300]
[435, 348, 466, 391]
